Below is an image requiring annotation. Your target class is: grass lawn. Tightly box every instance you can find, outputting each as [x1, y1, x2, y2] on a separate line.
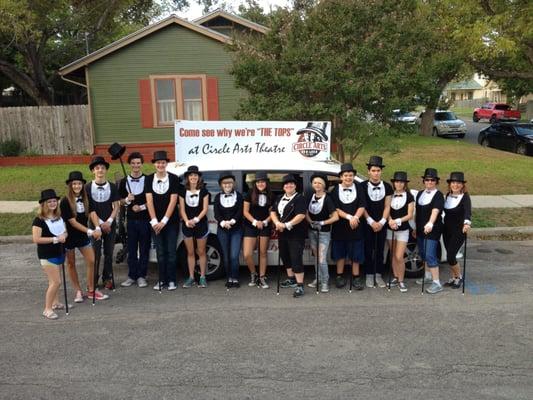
[357, 135, 533, 195]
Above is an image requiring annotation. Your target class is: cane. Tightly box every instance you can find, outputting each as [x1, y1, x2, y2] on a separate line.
[373, 232, 378, 288]
[276, 239, 281, 296]
[315, 227, 320, 295]
[92, 238, 102, 306]
[226, 227, 231, 292]
[349, 259, 353, 293]
[462, 233, 468, 295]
[59, 245, 69, 315]
[421, 234, 427, 295]
[388, 229, 395, 292]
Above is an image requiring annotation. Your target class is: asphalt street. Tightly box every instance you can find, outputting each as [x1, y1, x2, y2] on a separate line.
[0, 240, 532, 400]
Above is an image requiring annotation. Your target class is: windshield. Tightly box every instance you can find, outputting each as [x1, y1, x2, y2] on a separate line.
[435, 112, 457, 121]
[516, 125, 533, 136]
[495, 104, 510, 111]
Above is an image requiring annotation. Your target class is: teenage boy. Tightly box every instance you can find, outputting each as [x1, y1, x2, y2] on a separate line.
[330, 163, 367, 290]
[119, 152, 151, 288]
[86, 156, 120, 289]
[362, 156, 393, 288]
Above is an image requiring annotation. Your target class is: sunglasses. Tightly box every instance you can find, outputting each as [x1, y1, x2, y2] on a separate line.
[424, 178, 436, 182]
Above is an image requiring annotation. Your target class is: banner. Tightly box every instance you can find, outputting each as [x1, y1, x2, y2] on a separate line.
[174, 120, 331, 163]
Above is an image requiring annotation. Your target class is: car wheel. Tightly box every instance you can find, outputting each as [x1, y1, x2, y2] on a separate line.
[516, 143, 527, 155]
[404, 241, 424, 278]
[489, 115, 497, 124]
[458, 134, 465, 138]
[432, 128, 439, 137]
[177, 234, 226, 280]
[481, 137, 490, 148]
[472, 113, 479, 123]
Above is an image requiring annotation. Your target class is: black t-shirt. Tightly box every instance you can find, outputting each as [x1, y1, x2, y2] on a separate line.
[444, 193, 472, 232]
[179, 186, 210, 221]
[272, 193, 307, 240]
[214, 191, 243, 231]
[32, 217, 65, 259]
[306, 192, 336, 232]
[60, 197, 89, 245]
[118, 175, 149, 221]
[330, 183, 367, 240]
[144, 173, 180, 223]
[243, 191, 272, 226]
[86, 181, 119, 221]
[388, 191, 414, 232]
[415, 189, 444, 240]
[361, 180, 394, 221]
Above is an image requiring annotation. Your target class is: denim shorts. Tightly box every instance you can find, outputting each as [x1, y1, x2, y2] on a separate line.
[331, 239, 364, 263]
[416, 237, 439, 268]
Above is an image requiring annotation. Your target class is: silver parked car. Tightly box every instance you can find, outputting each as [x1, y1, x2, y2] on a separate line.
[431, 110, 467, 138]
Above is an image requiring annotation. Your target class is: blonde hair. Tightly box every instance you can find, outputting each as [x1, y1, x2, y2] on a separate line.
[37, 199, 61, 220]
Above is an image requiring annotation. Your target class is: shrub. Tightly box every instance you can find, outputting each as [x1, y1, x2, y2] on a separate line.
[0, 138, 24, 156]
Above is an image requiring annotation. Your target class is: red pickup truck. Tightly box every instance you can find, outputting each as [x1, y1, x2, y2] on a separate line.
[473, 103, 521, 123]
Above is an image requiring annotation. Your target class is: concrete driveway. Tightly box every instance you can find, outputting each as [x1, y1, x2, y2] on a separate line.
[1, 240, 532, 399]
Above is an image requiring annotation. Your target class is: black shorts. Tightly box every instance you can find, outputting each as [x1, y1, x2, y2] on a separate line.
[243, 224, 272, 238]
[182, 220, 209, 239]
[279, 239, 304, 270]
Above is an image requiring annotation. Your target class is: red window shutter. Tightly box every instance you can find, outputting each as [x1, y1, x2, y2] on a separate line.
[139, 79, 154, 128]
[206, 77, 220, 120]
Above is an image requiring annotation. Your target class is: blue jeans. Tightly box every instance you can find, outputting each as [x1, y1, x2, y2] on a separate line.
[154, 223, 178, 284]
[218, 228, 243, 280]
[308, 230, 330, 282]
[417, 237, 439, 268]
[127, 219, 151, 280]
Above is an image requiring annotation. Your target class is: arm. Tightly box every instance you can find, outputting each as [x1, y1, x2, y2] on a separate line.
[463, 194, 472, 233]
[196, 194, 209, 220]
[32, 226, 66, 244]
[179, 196, 194, 228]
[153, 193, 177, 235]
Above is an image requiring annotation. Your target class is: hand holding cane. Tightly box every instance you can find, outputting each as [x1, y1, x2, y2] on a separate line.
[59, 244, 69, 315]
[462, 233, 468, 295]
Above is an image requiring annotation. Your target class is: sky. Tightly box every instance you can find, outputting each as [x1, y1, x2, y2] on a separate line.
[174, 0, 291, 20]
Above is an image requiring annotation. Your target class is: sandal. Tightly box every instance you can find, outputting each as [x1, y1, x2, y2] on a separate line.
[52, 303, 72, 310]
[42, 310, 58, 320]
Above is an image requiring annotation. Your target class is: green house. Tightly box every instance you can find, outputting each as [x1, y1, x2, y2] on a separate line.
[59, 10, 267, 159]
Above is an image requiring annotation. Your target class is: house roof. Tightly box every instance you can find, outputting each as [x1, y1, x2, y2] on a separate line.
[194, 8, 269, 34]
[59, 15, 231, 76]
[445, 79, 483, 91]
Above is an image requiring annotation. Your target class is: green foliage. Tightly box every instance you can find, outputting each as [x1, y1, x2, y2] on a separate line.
[0, 138, 23, 156]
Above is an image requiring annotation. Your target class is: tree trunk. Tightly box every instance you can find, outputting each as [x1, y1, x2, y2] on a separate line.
[420, 108, 435, 136]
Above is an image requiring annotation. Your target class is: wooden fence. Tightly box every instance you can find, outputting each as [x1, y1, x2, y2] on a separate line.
[0, 105, 92, 155]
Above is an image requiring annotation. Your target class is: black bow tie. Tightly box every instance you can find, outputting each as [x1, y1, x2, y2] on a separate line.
[311, 200, 318, 204]
[189, 194, 198, 198]
[449, 195, 458, 199]
[97, 187, 104, 191]
[394, 194, 403, 197]
[51, 218, 61, 223]
[343, 188, 352, 192]
[224, 193, 232, 198]
[372, 187, 380, 191]
[157, 180, 163, 184]
[282, 197, 291, 201]
[76, 198, 83, 203]
[426, 190, 432, 194]
[130, 178, 140, 183]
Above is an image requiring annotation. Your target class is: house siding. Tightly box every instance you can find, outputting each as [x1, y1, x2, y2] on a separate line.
[88, 25, 244, 145]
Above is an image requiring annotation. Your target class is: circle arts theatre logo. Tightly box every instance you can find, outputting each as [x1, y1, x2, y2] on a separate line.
[292, 122, 329, 158]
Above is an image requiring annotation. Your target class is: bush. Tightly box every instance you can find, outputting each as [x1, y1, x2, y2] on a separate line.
[0, 138, 24, 156]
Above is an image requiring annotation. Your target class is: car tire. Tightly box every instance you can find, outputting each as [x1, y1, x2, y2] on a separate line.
[432, 128, 439, 137]
[516, 143, 527, 155]
[489, 115, 497, 124]
[177, 234, 226, 280]
[404, 240, 424, 278]
[481, 137, 490, 148]
[472, 113, 479, 123]
[458, 134, 465, 138]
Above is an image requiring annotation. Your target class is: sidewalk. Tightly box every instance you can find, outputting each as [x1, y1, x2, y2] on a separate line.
[1, 195, 533, 213]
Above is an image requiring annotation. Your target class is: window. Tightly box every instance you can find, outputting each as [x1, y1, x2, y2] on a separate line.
[468, 91, 473, 100]
[150, 75, 207, 127]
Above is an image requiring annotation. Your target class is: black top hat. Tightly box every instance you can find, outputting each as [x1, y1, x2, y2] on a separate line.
[218, 171, 235, 184]
[339, 163, 356, 177]
[66, 171, 86, 185]
[184, 165, 202, 177]
[391, 171, 409, 183]
[108, 142, 126, 160]
[282, 174, 297, 185]
[151, 150, 170, 163]
[254, 171, 269, 182]
[39, 189, 60, 204]
[89, 156, 110, 171]
[310, 172, 329, 188]
[366, 155, 385, 168]
[421, 168, 440, 181]
[447, 171, 466, 183]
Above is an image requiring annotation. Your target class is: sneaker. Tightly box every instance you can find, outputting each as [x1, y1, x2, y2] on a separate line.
[137, 277, 148, 288]
[104, 280, 114, 290]
[232, 280, 240, 288]
[293, 285, 305, 298]
[43, 310, 59, 320]
[74, 290, 84, 303]
[248, 272, 258, 287]
[280, 278, 297, 288]
[320, 282, 329, 293]
[153, 282, 165, 291]
[198, 276, 207, 288]
[387, 278, 398, 289]
[416, 277, 433, 285]
[183, 277, 195, 288]
[352, 276, 365, 291]
[258, 276, 269, 289]
[366, 275, 375, 288]
[307, 279, 317, 288]
[335, 275, 347, 288]
[168, 282, 177, 291]
[398, 281, 408, 293]
[375, 274, 387, 288]
[87, 290, 109, 300]
[426, 282, 443, 294]
[450, 278, 463, 289]
[225, 280, 233, 288]
[121, 278, 135, 287]
[443, 278, 456, 287]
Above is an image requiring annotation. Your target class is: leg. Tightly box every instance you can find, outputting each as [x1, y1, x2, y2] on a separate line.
[218, 229, 231, 279]
[196, 238, 207, 277]
[126, 219, 140, 280]
[243, 237, 257, 274]
[183, 238, 196, 278]
[138, 220, 152, 279]
[258, 236, 269, 277]
[375, 228, 387, 275]
[102, 227, 116, 283]
[394, 240, 407, 282]
[154, 231, 168, 285]
[318, 232, 331, 283]
[230, 230, 243, 281]
[43, 265, 61, 313]
[164, 224, 178, 284]
[65, 249, 82, 292]
[79, 245, 95, 292]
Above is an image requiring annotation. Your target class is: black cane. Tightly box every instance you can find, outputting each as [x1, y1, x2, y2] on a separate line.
[349, 260, 353, 293]
[276, 239, 281, 296]
[462, 233, 468, 295]
[373, 232, 378, 288]
[421, 234, 427, 295]
[59, 244, 69, 315]
[388, 229, 395, 292]
[92, 238, 102, 305]
[226, 227, 231, 292]
[315, 227, 320, 295]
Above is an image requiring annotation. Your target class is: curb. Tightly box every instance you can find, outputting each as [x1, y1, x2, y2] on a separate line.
[2, 227, 533, 244]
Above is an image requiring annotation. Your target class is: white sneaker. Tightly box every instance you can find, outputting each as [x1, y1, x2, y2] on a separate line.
[258, 276, 269, 289]
[307, 279, 317, 288]
[366, 275, 375, 288]
[168, 282, 177, 291]
[153, 282, 164, 290]
[248, 272, 258, 287]
[320, 283, 329, 293]
[137, 277, 148, 288]
[73, 290, 84, 303]
[121, 278, 135, 287]
[416, 277, 433, 285]
[375, 274, 387, 288]
[398, 282, 408, 293]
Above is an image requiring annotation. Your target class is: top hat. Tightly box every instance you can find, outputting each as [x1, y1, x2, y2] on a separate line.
[421, 168, 440, 181]
[184, 165, 202, 177]
[218, 171, 235, 184]
[310, 172, 329, 188]
[390, 171, 409, 183]
[39, 189, 60, 204]
[254, 171, 269, 182]
[89, 156, 110, 171]
[366, 155, 385, 169]
[66, 171, 86, 185]
[151, 150, 170, 163]
[339, 163, 356, 177]
[108, 142, 126, 160]
[447, 171, 466, 183]
[282, 174, 297, 185]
